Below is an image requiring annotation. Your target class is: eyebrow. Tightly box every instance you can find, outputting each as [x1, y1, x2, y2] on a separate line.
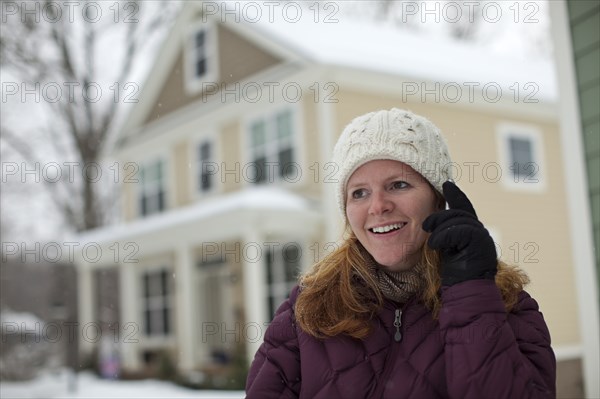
[347, 174, 408, 190]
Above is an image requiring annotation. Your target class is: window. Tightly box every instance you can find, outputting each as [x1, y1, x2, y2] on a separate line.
[193, 30, 208, 78]
[497, 123, 545, 191]
[197, 140, 214, 193]
[265, 242, 301, 317]
[248, 109, 296, 184]
[141, 269, 171, 336]
[185, 21, 218, 94]
[139, 160, 166, 216]
[509, 136, 536, 180]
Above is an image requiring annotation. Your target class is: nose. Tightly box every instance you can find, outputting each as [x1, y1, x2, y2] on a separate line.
[368, 190, 393, 215]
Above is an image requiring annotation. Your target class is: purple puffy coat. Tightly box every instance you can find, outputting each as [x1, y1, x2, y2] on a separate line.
[246, 279, 555, 398]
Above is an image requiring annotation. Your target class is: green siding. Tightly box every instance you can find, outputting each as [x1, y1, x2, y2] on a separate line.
[568, 0, 600, 296]
[588, 156, 600, 192]
[568, 1, 599, 22]
[584, 120, 600, 156]
[595, 223, 600, 270]
[580, 84, 600, 121]
[592, 191, 600, 230]
[571, 11, 600, 53]
[576, 46, 599, 86]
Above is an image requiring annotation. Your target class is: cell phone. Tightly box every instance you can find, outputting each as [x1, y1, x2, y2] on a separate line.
[444, 179, 454, 210]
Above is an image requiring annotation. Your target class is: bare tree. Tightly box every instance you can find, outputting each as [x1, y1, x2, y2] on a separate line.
[0, 0, 180, 234]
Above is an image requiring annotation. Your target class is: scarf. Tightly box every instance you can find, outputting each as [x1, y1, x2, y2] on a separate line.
[366, 256, 425, 304]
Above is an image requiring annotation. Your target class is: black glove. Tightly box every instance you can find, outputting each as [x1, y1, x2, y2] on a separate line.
[422, 181, 497, 286]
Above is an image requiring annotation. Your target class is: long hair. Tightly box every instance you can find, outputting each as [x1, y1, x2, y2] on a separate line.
[295, 232, 530, 340]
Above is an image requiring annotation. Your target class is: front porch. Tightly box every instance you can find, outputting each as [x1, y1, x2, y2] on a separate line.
[74, 187, 322, 384]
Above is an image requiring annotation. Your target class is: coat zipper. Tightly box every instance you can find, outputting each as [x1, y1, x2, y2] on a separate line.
[393, 308, 402, 342]
[372, 306, 404, 398]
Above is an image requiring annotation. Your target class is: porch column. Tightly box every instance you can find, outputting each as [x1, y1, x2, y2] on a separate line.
[242, 227, 268, 363]
[77, 263, 94, 355]
[119, 263, 140, 370]
[175, 244, 195, 373]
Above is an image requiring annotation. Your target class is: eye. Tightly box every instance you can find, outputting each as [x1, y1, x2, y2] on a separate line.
[391, 181, 409, 190]
[351, 188, 368, 199]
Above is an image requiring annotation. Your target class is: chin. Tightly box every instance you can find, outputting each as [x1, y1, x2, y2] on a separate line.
[374, 252, 420, 272]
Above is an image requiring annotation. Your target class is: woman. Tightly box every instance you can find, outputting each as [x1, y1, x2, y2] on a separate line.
[246, 108, 556, 398]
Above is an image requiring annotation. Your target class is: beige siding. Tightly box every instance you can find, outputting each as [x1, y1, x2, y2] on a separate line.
[174, 141, 192, 207]
[217, 24, 281, 84]
[144, 48, 186, 125]
[333, 88, 579, 346]
[298, 96, 323, 200]
[221, 121, 242, 193]
[144, 24, 282, 126]
[122, 167, 137, 222]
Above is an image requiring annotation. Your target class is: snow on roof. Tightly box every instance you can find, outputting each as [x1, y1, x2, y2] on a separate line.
[77, 186, 312, 244]
[249, 11, 557, 101]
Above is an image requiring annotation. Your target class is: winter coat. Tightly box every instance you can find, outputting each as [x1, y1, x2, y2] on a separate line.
[246, 279, 555, 399]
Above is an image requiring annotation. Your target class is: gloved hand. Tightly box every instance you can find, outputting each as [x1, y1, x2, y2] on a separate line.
[422, 181, 497, 286]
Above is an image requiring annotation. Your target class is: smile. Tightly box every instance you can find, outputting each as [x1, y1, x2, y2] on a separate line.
[369, 223, 406, 234]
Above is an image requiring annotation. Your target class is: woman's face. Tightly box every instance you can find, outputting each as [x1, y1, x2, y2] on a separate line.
[346, 160, 439, 272]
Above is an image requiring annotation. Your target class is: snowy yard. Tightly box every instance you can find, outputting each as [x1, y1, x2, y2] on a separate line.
[0, 370, 244, 399]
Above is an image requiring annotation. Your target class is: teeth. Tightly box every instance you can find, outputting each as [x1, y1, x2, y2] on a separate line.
[371, 223, 404, 233]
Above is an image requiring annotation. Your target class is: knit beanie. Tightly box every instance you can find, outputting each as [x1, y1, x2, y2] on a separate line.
[332, 108, 453, 219]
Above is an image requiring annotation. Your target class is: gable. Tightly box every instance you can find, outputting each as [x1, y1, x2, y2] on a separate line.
[143, 23, 283, 126]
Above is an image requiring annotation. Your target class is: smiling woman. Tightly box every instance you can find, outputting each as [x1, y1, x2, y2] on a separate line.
[346, 160, 440, 272]
[245, 108, 556, 399]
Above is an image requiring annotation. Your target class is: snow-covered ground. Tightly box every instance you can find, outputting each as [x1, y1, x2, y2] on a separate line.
[0, 370, 244, 399]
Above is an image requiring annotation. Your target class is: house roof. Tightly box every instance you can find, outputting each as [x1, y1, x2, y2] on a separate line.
[119, 2, 557, 138]
[248, 14, 557, 101]
[76, 186, 318, 246]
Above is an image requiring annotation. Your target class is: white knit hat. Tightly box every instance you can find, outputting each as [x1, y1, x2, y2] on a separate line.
[332, 108, 453, 219]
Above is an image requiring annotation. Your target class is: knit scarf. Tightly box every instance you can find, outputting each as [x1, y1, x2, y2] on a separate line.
[366, 257, 425, 304]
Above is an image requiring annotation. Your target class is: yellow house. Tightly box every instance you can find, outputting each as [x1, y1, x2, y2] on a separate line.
[75, 2, 591, 393]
